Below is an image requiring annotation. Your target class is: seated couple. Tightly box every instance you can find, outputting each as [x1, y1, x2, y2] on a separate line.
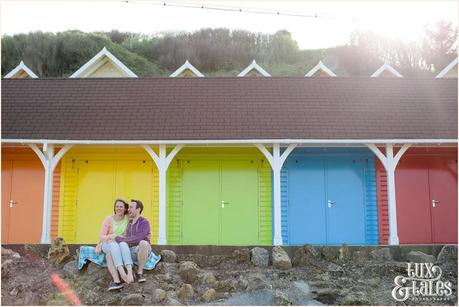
[97, 198, 152, 291]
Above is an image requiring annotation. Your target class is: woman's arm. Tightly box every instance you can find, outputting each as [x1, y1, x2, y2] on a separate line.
[99, 216, 112, 241]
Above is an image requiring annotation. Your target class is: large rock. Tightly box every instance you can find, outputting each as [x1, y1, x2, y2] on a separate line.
[407, 251, 436, 263]
[48, 237, 70, 264]
[160, 250, 177, 263]
[312, 288, 340, 305]
[292, 245, 318, 266]
[63, 260, 79, 279]
[437, 245, 458, 262]
[321, 246, 339, 261]
[341, 291, 371, 305]
[250, 247, 269, 267]
[201, 272, 217, 287]
[274, 290, 292, 306]
[153, 289, 166, 303]
[201, 288, 217, 302]
[120, 294, 144, 306]
[1, 247, 14, 256]
[233, 248, 251, 263]
[215, 279, 236, 292]
[178, 261, 199, 283]
[339, 244, 351, 261]
[370, 248, 392, 261]
[177, 283, 194, 302]
[272, 246, 292, 270]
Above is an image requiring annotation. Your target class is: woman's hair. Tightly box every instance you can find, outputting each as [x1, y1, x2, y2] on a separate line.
[113, 198, 129, 215]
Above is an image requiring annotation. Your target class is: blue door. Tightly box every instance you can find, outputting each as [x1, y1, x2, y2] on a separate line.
[287, 158, 326, 244]
[286, 156, 367, 245]
[326, 159, 366, 244]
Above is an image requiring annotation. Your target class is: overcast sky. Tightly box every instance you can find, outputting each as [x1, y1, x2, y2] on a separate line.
[1, 0, 457, 49]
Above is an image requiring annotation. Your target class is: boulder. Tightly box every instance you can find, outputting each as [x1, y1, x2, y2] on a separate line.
[160, 250, 177, 263]
[250, 247, 269, 267]
[215, 279, 236, 292]
[120, 294, 144, 306]
[407, 251, 436, 263]
[353, 249, 369, 261]
[339, 244, 351, 261]
[63, 260, 79, 279]
[201, 272, 217, 287]
[274, 290, 292, 306]
[272, 246, 292, 270]
[437, 245, 457, 262]
[312, 288, 340, 305]
[327, 263, 343, 272]
[178, 261, 199, 283]
[152, 289, 166, 303]
[201, 288, 217, 302]
[1, 247, 14, 256]
[292, 245, 318, 266]
[177, 283, 194, 302]
[341, 291, 371, 305]
[370, 248, 392, 261]
[321, 246, 339, 261]
[232, 248, 251, 263]
[47, 237, 70, 264]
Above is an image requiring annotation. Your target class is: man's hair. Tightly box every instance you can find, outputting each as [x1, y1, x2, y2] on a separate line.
[131, 199, 144, 214]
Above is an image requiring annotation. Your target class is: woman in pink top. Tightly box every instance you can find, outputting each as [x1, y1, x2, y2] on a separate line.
[97, 199, 131, 290]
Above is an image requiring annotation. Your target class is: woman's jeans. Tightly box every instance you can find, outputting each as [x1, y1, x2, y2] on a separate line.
[101, 241, 133, 268]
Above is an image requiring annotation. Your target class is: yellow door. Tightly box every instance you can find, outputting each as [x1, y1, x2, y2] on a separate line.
[75, 160, 115, 243]
[115, 160, 155, 235]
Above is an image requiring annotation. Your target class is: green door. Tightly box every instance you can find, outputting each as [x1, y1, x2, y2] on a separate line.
[182, 160, 220, 244]
[221, 161, 259, 245]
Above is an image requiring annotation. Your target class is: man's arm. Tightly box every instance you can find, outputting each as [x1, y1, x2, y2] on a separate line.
[115, 220, 150, 245]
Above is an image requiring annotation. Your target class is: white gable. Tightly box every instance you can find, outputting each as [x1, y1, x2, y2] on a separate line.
[69, 47, 137, 78]
[435, 57, 458, 78]
[371, 63, 403, 78]
[238, 60, 271, 77]
[4, 61, 39, 79]
[169, 60, 204, 77]
[305, 61, 337, 77]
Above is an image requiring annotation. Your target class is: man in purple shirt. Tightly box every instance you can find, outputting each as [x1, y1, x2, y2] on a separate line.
[115, 199, 152, 283]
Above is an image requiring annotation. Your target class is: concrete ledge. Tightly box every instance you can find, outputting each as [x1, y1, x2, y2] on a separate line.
[3, 244, 455, 261]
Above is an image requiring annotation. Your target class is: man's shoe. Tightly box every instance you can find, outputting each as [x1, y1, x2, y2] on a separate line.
[137, 274, 146, 283]
[108, 282, 124, 291]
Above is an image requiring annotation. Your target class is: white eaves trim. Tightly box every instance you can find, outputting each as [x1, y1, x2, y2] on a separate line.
[1, 139, 457, 145]
[371, 63, 403, 78]
[69, 47, 138, 78]
[238, 60, 271, 77]
[169, 60, 204, 77]
[305, 61, 337, 77]
[4, 61, 39, 79]
[435, 57, 458, 78]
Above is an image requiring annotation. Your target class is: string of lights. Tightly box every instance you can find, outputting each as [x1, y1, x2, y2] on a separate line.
[122, 0, 358, 21]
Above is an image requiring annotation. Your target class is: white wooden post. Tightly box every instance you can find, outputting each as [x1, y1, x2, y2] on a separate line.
[142, 144, 184, 245]
[367, 143, 411, 245]
[255, 143, 297, 245]
[29, 143, 73, 243]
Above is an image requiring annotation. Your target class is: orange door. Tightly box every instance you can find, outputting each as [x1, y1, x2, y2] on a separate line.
[2, 159, 44, 243]
[2, 160, 13, 242]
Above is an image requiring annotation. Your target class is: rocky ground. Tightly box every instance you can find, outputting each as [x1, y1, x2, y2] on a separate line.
[1, 243, 457, 306]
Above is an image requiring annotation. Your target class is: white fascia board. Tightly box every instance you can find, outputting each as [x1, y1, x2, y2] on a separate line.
[169, 60, 204, 77]
[435, 57, 458, 78]
[371, 63, 403, 78]
[305, 61, 337, 77]
[2, 139, 457, 145]
[238, 60, 271, 77]
[4, 61, 39, 79]
[69, 47, 137, 78]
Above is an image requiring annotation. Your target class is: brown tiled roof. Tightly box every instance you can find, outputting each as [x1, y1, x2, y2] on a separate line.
[1, 77, 457, 141]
